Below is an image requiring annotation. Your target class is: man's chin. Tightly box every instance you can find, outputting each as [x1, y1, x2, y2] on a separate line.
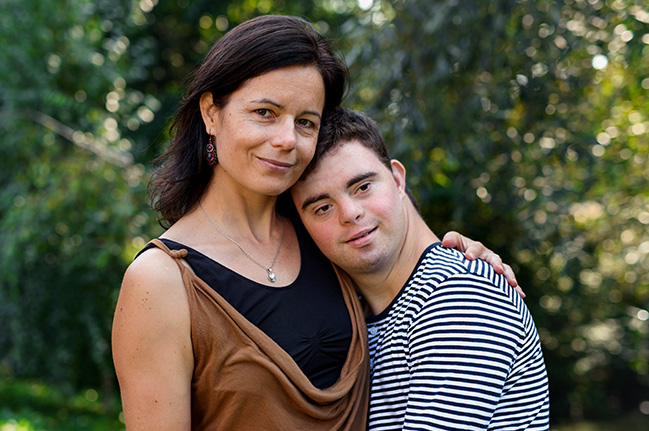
[337, 253, 387, 276]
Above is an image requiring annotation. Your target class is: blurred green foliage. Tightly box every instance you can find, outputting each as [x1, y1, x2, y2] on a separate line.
[0, 0, 647, 427]
[0, 373, 123, 430]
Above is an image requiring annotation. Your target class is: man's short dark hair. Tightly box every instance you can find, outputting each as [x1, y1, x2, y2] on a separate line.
[302, 107, 420, 212]
[303, 108, 391, 176]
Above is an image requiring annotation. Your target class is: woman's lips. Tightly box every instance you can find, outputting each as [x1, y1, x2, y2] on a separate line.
[258, 157, 294, 172]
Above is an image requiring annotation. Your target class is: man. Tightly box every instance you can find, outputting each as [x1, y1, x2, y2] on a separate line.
[291, 108, 550, 430]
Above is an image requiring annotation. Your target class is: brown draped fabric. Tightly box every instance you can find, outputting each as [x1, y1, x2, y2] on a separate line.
[149, 239, 369, 431]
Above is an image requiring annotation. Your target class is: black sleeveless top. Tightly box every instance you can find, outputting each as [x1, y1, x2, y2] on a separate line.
[138, 221, 352, 389]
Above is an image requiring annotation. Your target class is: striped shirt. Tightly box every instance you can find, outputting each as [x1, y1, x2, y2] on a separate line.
[366, 243, 549, 430]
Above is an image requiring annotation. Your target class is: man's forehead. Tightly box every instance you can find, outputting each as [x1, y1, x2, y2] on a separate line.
[291, 142, 354, 200]
[310, 139, 371, 174]
[316, 139, 356, 165]
[293, 141, 384, 201]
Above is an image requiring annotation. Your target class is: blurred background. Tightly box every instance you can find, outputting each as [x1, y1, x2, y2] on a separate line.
[1, 0, 647, 430]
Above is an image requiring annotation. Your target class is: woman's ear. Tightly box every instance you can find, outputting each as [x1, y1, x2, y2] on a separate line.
[199, 92, 219, 133]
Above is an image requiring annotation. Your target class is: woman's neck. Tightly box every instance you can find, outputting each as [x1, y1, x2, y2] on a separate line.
[193, 173, 281, 242]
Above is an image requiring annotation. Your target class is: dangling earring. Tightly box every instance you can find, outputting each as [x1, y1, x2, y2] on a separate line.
[206, 135, 217, 166]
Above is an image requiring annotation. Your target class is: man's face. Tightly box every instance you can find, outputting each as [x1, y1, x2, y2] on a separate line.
[291, 140, 408, 276]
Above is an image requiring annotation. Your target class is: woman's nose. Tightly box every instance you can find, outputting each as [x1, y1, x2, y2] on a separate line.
[270, 118, 298, 150]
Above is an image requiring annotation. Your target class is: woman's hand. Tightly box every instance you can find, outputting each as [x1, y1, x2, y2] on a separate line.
[441, 231, 525, 298]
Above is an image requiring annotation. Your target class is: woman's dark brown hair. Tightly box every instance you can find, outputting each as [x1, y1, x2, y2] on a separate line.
[149, 15, 348, 227]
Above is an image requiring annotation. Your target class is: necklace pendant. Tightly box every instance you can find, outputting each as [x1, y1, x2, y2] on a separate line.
[267, 268, 276, 283]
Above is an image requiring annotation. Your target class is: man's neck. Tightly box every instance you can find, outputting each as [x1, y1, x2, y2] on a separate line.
[352, 208, 439, 316]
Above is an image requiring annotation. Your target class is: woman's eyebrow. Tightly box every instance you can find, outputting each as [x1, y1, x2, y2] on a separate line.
[251, 98, 322, 119]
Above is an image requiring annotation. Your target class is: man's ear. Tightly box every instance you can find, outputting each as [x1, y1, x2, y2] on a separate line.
[199, 92, 219, 133]
[390, 159, 407, 195]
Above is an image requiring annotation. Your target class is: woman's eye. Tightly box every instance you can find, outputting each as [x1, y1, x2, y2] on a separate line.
[255, 109, 272, 117]
[297, 118, 316, 128]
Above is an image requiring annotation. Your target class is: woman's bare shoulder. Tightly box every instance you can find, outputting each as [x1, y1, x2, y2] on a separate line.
[124, 245, 182, 283]
[115, 246, 190, 336]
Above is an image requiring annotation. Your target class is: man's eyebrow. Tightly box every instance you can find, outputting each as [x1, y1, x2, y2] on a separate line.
[300, 171, 377, 211]
[346, 172, 376, 189]
[301, 192, 330, 210]
[252, 99, 321, 119]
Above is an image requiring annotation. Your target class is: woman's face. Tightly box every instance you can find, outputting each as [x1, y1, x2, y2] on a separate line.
[205, 65, 326, 198]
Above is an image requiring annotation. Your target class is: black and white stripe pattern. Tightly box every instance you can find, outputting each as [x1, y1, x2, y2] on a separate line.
[367, 243, 549, 430]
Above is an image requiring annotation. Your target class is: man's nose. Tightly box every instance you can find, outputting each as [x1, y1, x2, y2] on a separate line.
[339, 197, 363, 224]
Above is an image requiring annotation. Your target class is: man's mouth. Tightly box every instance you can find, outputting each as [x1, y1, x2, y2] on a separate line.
[346, 227, 377, 243]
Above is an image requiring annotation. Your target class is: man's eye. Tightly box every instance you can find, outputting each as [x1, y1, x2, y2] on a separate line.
[357, 183, 371, 193]
[255, 109, 271, 117]
[314, 204, 331, 215]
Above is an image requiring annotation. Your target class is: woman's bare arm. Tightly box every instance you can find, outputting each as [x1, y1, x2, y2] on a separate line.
[112, 249, 194, 430]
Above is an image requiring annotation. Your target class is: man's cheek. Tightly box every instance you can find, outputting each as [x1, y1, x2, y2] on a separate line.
[312, 227, 334, 253]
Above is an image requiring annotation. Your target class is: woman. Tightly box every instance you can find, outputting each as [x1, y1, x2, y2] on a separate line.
[112, 15, 518, 431]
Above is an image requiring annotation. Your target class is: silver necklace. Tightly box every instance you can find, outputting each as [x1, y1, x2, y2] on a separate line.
[199, 202, 284, 283]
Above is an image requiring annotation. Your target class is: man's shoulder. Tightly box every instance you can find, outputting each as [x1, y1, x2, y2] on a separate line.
[409, 245, 530, 330]
[415, 243, 514, 296]
[414, 243, 469, 278]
